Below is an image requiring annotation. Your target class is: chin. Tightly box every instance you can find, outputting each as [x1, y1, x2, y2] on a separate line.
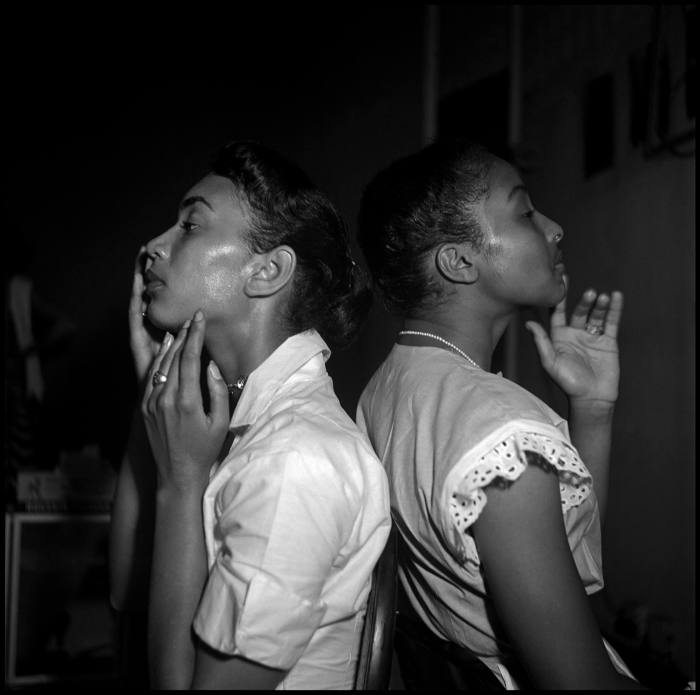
[543, 289, 567, 308]
[532, 282, 566, 309]
[145, 304, 187, 333]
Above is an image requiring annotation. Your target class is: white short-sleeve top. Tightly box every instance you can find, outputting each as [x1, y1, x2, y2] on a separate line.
[193, 330, 391, 690]
[356, 343, 605, 681]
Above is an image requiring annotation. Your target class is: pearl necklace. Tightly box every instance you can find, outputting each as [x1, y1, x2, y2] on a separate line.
[398, 330, 481, 369]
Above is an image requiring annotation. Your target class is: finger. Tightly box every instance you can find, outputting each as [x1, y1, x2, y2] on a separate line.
[157, 320, 190, 388]
[206, 360, 230, 428]
[549, 293, 567, 329]
[569, 288, 597, 329]
[143, 332, 174, 405]
[147, 322, 189, 398]
[129, 249, 147, 326]
[525, 321, 556, 370]
[602, 291, 624, 339]
[178, 310, 206, 411]
[152, 322, 192, 412]
[586, 293, 610, 328]
[159, 334, 185, 404]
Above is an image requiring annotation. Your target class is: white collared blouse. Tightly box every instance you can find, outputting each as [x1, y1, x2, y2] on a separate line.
[193, 330, 390, 690]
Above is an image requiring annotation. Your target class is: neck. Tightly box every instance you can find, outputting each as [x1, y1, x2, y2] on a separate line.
[204, 315, 291, 386]
[402, 303, 515, 370]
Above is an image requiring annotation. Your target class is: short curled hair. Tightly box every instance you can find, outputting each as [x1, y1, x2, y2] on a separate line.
[212, 141, 371, 348]
[358, 141, 496, 317]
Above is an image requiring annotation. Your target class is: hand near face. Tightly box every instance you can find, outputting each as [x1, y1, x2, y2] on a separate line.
[525, 281, 623, 405]
[130, 246, 166, 384]
[142, 310, 230, 491]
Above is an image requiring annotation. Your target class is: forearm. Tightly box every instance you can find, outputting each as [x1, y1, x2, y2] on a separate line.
[109, 409, 155, 610]
[148, 485, 208, 690]
[568, 399, 615, 525]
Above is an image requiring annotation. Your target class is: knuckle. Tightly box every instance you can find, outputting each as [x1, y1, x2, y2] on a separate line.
[182, 346, 198, 360]
[177, 395, 195, 412]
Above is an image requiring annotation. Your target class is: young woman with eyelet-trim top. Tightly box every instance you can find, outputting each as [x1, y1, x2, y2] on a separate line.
[355, 141, 645, 690]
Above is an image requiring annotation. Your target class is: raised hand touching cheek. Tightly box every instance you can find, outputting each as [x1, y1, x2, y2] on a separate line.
[129, 246, 166, 386]
[525, 279, 624, 406]
[142, 310, 229, 493]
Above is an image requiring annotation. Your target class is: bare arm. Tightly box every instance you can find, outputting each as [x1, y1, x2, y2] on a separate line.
[568, 400, 614, 523]
[109, 407, 155, 611]
[149, 482, 209, 688]
[109, 253, 163, 610]
[192, 645, 286, 690]
[473, 459, 644, 690]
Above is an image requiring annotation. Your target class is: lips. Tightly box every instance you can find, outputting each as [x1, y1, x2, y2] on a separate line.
[553, 251, 564, 266]
[144, 268, 165, 291]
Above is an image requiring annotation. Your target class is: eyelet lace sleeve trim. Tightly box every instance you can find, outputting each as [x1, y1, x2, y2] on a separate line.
[448, 430, 592, 537]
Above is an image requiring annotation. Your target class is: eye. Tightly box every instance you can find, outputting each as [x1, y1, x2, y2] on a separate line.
[523, 209, 535, 220]
[181, 221, 198, 234]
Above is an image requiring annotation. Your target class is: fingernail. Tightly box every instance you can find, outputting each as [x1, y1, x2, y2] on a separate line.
[208, 361, 223, 380]
[182, 319, 191, 330]
[194, 309, 204, 322]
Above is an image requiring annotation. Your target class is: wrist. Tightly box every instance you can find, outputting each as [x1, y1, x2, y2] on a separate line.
[155, 460, 210, 497]
[569, 398, 615, 423]
[155, 478, 207, 504]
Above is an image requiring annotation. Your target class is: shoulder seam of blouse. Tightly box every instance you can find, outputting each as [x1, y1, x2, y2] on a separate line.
[441, 420, 592, 560]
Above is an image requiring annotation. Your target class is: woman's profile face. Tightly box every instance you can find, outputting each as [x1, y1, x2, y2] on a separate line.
[143, 173, 253, 332]
[476, 159, 567, 308]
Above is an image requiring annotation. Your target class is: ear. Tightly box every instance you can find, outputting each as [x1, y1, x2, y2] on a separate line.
[244, 245, 297, 297]
[435, 241, 479, 284]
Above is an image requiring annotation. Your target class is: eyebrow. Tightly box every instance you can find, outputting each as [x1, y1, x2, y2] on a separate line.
[179, 195, 214, 212]
[508, 183, 529, 200]
[507, 184, 529, 201]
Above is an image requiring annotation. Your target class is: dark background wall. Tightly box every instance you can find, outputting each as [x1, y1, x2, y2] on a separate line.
[5, 5, 694, 680]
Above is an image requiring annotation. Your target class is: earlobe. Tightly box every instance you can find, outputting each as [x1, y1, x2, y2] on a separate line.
[435, 243, 479, 285]
[244, 246, 296, 297]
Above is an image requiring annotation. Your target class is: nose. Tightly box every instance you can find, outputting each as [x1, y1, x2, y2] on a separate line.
[145, 230, 171, 266]
[541, 213, 564, 244]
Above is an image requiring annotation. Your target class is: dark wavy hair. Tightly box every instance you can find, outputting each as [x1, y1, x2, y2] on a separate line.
[212, 141, 371, 348]
[358, 141, 497, 317]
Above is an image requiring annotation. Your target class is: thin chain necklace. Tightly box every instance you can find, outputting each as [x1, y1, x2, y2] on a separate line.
[398, 330, 481, 369]
[227, 376, 247, 395]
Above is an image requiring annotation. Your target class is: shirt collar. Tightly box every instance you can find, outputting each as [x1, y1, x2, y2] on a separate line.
[229, 329, 331, 429]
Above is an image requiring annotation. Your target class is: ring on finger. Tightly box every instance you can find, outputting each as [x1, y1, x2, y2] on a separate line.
[152, 370, 168, 386]
[585, 323, 605, 336]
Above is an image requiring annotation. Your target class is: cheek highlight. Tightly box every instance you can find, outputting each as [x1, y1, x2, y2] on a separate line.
[200, 244, 249, 288]
[202, 268, 243, 302]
